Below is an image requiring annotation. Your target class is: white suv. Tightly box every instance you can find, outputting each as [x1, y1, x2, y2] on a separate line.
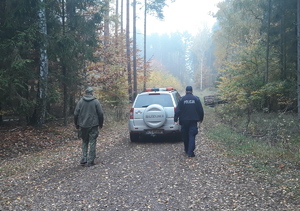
[128, 88, 182, 142]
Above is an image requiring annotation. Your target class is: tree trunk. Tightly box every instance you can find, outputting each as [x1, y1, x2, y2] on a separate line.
[63, 66, 68, 126]
[143, 0, 147, 91]
[104, 0, 110, 46]
[133, 0, 137, 99]
[265, 0, 271, 84]
[126, 0, 132, 101]
[62, 0, 68, 126]
[37, 0, 49, 127]
[115, 0, 119, 37]
[121, 0, 124, 33]
[263, 0, 272, 111]
[0, 104, 3, 125]
[297, 0, 300, 119]
[280, 0, 287, 79]
[200, 54, 204, 90]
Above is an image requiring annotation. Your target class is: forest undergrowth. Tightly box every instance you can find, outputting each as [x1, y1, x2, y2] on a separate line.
[198, 90, 300, 201]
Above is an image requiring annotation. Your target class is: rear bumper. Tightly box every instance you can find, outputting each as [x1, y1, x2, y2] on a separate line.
[128, 120, 181, 134]
[129, 130, 181, 135]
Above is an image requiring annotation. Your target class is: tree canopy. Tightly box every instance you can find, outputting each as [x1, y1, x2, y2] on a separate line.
[213, 0, 298, 114]
[0, 0, 102, 125]
[1, 0, 299, 126]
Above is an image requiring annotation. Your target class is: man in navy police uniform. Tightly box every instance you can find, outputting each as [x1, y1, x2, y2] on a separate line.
[174, 86, 204, 157]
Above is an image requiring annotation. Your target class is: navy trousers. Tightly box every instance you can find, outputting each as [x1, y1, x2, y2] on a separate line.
[181, 121, 198, 156]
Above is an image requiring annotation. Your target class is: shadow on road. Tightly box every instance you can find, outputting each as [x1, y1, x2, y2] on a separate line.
[129, 135, 182, 144]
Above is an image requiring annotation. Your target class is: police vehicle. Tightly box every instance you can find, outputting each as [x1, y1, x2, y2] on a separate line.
[128, 87, 182, 142]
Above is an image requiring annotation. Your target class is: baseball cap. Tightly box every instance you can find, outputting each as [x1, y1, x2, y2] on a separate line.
[85, 87, 94, 93]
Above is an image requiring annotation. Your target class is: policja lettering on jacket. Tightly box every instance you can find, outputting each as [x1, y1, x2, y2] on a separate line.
[184, 100, 195, 104]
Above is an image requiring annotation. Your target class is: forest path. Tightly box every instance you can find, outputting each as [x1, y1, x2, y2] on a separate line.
[0, 122, 298, 210]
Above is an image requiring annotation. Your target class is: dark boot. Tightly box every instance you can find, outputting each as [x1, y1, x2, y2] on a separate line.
[86, 161, 95, 167]
[80, 157, 87, 165]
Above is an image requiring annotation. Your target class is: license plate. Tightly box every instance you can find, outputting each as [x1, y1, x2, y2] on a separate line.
[145, 130, 163, 135]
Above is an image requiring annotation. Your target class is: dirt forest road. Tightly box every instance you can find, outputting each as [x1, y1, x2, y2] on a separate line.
[0, 123, 298, 210]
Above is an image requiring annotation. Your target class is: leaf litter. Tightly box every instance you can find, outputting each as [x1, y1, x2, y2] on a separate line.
[0, 120, 299, 210]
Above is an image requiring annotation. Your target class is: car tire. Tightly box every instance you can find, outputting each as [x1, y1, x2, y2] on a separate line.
[130, 133, 139, 142]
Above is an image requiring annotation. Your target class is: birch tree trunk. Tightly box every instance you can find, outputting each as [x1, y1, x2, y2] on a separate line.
[121, 0, 124, 33]
[143, 0, 147, 91]
[126, 0, 132, 101]
[62, 0, 68, 126]
[37, 0, 48, 126]
[133, 0, 137, 99]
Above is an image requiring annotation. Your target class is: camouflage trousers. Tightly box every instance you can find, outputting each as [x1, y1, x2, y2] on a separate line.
[79, 126, 99, 163]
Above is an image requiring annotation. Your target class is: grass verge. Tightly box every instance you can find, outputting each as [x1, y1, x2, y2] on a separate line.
[203, 105, 300, 201]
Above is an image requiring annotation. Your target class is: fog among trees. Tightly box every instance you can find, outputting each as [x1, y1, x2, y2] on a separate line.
[1, 0, 299, 126]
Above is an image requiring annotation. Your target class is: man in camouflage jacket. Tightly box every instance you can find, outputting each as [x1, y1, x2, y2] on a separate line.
[74, 87, 104, 167]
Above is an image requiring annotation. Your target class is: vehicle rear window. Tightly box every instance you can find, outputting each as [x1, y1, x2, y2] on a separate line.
[134, 94, 174, 108]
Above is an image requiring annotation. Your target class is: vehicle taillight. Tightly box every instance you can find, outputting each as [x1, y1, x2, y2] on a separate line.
[130, 108, 134, 119]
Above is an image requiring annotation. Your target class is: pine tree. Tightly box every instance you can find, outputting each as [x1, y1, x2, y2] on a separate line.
[0, 0, 40, 125]
[50, 0, 101, 125]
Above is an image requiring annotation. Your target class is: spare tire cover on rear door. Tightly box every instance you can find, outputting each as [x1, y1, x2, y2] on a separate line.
[143, 104, 166, 128]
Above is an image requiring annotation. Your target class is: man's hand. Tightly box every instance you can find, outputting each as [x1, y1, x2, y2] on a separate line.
[175, 121, 178, 125]
[76, 125, 79, 129]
